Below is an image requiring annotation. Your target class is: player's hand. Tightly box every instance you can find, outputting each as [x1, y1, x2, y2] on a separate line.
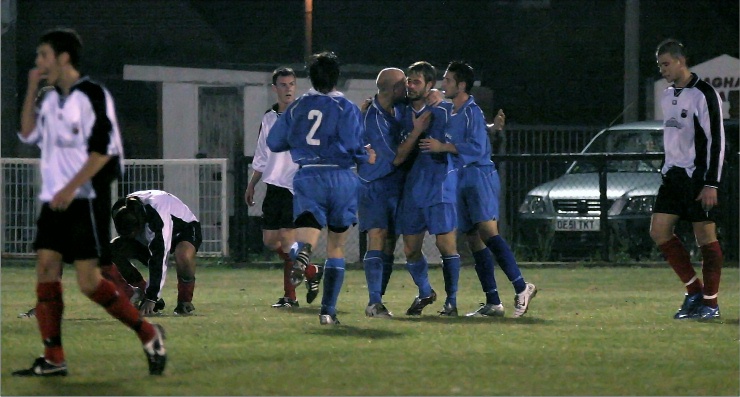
[696, 186, 718, 213]
[245, 186, 255, 206]
[360, 97, 373, 113]
[411, 111, 431, 136]
[366, 144, 377, 164]
[425, 89, 444, 106]
[419, 137, 443, 153]
[49, 186, 76, 211]
[27, 68, 45, 88]
[139, 299, 157, 316]
[487, 109, 505, 131]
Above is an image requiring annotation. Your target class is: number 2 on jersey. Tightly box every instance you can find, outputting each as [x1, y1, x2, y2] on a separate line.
[306, 110, 322, 145]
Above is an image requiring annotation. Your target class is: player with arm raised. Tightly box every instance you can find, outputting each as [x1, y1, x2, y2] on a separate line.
[13, 28, 166, 377]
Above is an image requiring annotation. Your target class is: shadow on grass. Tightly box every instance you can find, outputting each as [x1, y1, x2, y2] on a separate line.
[17, 377, 136, 396]
[306, 324, 406, 339]
[390, 315, 551, 325]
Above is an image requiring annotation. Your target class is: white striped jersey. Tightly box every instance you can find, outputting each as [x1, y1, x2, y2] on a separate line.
[660, 73, 726, 187]
[251, 104, 298, 192]
[18, 77, 125, 201]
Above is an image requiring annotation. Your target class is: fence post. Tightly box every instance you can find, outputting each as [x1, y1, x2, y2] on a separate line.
[598, 158, 610, 261]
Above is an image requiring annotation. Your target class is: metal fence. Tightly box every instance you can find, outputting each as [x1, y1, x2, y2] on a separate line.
[7, 125, 734, 264]
[1, 158, 229, 258]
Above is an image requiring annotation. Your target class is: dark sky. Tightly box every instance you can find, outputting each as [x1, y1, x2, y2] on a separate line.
[5, 0, 739, 156]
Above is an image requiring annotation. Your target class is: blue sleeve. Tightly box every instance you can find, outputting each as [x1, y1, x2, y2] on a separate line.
[340, 104, 369, 165]
[451, 108, 487, 166]
[357, 110, 397, 181]
[266, 107, 292, 153]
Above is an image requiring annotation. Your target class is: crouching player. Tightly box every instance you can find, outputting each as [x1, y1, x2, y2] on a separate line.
[111, 190, 200, 316]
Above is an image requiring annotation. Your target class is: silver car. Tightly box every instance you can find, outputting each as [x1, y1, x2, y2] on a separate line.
[516, 119, 737, 261]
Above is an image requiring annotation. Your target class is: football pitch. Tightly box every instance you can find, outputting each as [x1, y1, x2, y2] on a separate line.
[2, 262, 738, 396]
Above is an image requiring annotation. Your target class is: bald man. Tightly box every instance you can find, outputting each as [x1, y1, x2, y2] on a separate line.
[357, 68, 430, 317]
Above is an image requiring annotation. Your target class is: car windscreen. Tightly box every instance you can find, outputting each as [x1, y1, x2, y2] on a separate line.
[569, 129, 664, 174]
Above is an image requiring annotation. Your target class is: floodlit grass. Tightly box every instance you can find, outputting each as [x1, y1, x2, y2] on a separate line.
[2, 263, 738, 396]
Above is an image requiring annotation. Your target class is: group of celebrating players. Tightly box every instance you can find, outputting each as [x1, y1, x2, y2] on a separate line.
[249, 54, 536, 325]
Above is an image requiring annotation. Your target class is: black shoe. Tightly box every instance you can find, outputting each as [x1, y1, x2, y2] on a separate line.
[143, 324, 167, 375]
[438, 302, 458, 317]
[306, 265, 323, 304]
[271, 297, 299, 308]
[405, 289, 437, 315]
[174, 301, 195, 315]
[18, 307, 36, 318]
[12, 357, 68, 377]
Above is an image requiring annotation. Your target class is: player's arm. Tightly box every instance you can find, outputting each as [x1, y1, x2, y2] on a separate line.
[393, 111, 431, 166]
[141, 209, 170, 315]
[433, 108, 486, 164]
[19, 68, 45, 138]
[245, 170, 263, 206]
[50, 152, 111, 211]
[341, 105, 371, 164]
[695, 93, 726, 209]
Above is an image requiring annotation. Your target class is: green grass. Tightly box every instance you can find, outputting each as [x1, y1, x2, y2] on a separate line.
[2, 263, 738, 396]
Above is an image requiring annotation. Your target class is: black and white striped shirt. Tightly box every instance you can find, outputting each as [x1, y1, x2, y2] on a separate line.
[19, 77, 125, 201]
[660, 73, 726, 187]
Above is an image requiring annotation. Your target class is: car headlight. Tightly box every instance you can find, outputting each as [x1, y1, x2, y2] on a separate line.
[519, 195, 547, 214]
[608, 195, 655, 215]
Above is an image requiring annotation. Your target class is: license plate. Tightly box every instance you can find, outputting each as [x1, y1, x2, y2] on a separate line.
[554, 219, 600, 231]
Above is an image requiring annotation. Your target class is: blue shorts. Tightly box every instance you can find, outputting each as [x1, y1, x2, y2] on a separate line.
[398, 199, 457, 236]
[293, 167, 359, 229]
[457, 166, 500, 233]
[358, 172, 403, 233]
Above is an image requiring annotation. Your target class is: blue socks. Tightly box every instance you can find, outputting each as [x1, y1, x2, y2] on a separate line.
[441, 254, 461, 306]
[364, 250, 383, 304]
[472, 248, 501, 305]
[486, 235, 526, 294]
[381, 252, 394, 296]
[405, 256, 432, 298]
[321, 257, 345, 316]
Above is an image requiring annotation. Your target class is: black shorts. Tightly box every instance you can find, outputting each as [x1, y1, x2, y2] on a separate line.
[34, 198, 109, 264]
[653, 167, 721, 222]
[172, 220, 203, 253]
[261, 184, 295, 230]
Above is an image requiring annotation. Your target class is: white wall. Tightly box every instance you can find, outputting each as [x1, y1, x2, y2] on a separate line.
[124, 65, 379, 158]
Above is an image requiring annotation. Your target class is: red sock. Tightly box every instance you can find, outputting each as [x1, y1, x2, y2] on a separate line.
[36, 282, 65, 364]
[283, 261, 296, 300]
[101, 263, 134, 299]
[276, 249, 290, 262]
[89, 279, 155, 344]
[305, 264, 318, 280]
[659, 236, 702, 294]
[177, 277, 196, 302]
[700, 241, 723, 308]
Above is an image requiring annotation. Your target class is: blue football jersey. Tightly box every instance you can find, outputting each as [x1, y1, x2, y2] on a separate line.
[267, 89, 368, 168]
[447, 96, 493, 168]
[402, 104, 458, 207]
[357, 96, 406, 182]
